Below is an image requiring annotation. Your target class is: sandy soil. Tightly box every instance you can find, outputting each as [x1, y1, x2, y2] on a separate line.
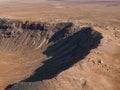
[0, 51, 46, 90]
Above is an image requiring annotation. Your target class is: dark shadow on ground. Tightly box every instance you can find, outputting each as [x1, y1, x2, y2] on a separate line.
[22, 27, 103, 82]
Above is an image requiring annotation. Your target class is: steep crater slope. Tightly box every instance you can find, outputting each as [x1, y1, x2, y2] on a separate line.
[0, 19, 103, 90]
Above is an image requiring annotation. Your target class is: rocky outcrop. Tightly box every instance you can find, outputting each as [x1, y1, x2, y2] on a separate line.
[0, 19, 80, 52]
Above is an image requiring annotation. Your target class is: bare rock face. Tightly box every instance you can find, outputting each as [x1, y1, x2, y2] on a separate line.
[0, 19, 82, 52]
[0, 19, 55, 52]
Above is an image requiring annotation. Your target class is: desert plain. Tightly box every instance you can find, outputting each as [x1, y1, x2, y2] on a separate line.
[0, 0, 120, 90]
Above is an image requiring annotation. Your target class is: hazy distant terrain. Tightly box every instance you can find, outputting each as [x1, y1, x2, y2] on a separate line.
[0, 0, 120, 4]
[0, 0, 120, 21]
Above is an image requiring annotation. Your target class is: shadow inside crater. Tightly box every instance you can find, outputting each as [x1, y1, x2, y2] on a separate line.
[22, 27, 103, 82]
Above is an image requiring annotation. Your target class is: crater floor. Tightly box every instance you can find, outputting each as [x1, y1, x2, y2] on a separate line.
[0, 19, 119, 90]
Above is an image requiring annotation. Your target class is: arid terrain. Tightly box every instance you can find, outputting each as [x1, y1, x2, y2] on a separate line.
[0, 0, 120, 90]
